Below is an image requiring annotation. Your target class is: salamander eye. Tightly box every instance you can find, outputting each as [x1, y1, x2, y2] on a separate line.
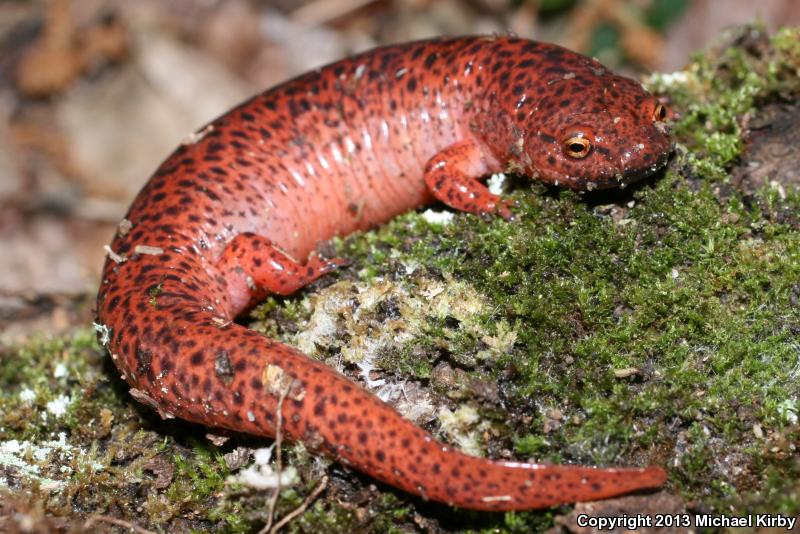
[653, 103, 667, 122]
[563, 135, 591, 159]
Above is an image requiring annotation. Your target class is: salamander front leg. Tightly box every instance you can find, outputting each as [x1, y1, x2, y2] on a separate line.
[423, 139, 515, 220]
[218, 232, 348, 310]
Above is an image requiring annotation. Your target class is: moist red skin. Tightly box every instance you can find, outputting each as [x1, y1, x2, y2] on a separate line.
[96, 36, 670, 511]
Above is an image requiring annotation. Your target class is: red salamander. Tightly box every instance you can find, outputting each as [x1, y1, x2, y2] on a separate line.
[96, 36, 671, 511]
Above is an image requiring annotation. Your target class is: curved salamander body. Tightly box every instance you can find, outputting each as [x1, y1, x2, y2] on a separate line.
[96, 36, 670, 511]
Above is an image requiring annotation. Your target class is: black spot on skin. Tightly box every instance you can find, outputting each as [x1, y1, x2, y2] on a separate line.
[424, 53, 438, 69]
[358, 432, 368, 444]
[207, 141, 225, 152]
[595, 146, 612, 158]
[540, 133, 556, 144]
[406, 77, 417, 92]
[190, 351, 204, 366]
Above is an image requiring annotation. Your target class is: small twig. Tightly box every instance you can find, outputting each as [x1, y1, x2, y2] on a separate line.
[83, 515, 157, 534]
[260, 382, 292, 534]
[269, 475, 329, 534]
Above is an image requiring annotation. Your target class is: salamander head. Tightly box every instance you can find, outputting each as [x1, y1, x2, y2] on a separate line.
[519, 66, 671, 190]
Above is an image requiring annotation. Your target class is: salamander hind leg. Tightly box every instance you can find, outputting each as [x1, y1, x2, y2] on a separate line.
[218, 232, 348, 311]
[423, 139, 515, 220]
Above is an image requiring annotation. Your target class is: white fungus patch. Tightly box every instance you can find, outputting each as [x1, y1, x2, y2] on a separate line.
[298, 277, 490, 364]
[292, 276, 496, 427]
[53, 363, 69, 379]
[92, 322, 111, 346]
[375, 381, 436, 425]
[18, 387, 36, 403]
[0, 432, 103, 492]
[400, 258, 421, 275]
[352, 338, 388, 388]
[45, 395, 72, 417]
[227, 445, 299, 490]
[437, 405, 486, 457]
[486, 172, 507, 195]
[646, 70, 689, 87]
[421, 209, 454, 225]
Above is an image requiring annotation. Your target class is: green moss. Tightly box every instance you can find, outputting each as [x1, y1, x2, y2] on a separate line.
[166, 439, 228, 504]
[646, 26, 800, 180]
[0, 330, 261, 532]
